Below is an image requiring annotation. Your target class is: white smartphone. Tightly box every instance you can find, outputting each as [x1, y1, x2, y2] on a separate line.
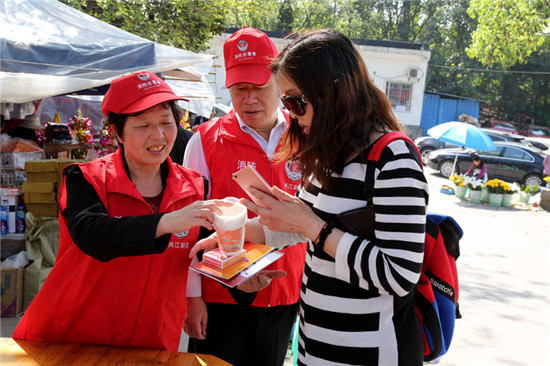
[232, 166, 277, 206]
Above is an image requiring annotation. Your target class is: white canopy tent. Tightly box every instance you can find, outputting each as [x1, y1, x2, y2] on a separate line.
[0, 0, 216, 117]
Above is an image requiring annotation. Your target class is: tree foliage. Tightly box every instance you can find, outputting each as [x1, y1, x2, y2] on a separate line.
[62, 0, 549, 123]
[466, 0, 550, 69]
[61, 0, 226, 52]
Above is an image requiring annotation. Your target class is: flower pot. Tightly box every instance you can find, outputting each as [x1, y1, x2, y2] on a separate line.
[481, 188, 490, 203]
[455, 186, 468, 200]
[469, 190, 483, 204]
[518, 191, 531, 204]
[489, 193, 503, 207]
[502, 193, 513, 207]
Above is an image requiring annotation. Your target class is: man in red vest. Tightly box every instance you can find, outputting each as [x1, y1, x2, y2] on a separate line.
[183, 27, 306, 365]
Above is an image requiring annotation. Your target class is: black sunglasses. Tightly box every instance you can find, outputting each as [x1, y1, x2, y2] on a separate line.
[280, 95, 309, 116]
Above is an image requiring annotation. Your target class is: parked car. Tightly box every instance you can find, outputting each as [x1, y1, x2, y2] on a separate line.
[415, 128, 536, 165]
[480, 120, 518, 134]
[525, 137, 550, 152]
[426, 141, 546, 186]
[522, 124, 550, 139]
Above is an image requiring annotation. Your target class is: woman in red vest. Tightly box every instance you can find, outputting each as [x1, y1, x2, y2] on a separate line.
[13, 71, 223, 351]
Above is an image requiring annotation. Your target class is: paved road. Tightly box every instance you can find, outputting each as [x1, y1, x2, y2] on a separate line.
[423, 167, 550, 366]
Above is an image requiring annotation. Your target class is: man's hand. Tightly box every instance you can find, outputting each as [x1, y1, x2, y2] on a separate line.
[183, 297, 208, 340]
[189, 233, 219, 258]
[236, 270, 287, 293]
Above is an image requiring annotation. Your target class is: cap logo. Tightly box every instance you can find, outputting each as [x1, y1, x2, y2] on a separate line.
[237, 40, 248, 52]
[136, 73, 151, 82]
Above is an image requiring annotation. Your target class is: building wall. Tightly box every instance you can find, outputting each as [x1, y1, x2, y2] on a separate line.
[206, 33, 430, 136]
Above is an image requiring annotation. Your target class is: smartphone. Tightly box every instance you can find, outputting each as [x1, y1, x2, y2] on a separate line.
[232, 166, 277, 206]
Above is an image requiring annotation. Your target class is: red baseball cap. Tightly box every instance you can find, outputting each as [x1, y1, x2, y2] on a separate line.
[101, 71, 186, 116]
[224, 27, 278, 88]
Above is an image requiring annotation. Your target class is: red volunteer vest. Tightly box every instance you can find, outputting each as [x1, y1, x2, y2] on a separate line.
[197, 110, 306, 307]
[14, 149, 204, 351]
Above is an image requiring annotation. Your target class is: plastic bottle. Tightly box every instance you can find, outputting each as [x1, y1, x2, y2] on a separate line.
[0, 206, 8, 235]
[16, 206, 26, 234]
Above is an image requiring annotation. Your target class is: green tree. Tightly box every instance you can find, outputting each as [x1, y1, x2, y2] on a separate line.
[277, 0, 294, 32]
[62, 0, 549, 123]
[466, 0, 550, 69]
[61, 0, 226, 52]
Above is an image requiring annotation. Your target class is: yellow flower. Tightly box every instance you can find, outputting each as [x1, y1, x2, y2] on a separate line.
[483, 178, 509, 194]
[450, 174, 466, 187]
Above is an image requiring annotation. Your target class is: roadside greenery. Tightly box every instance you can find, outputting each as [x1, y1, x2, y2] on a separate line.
[62, 0, 549, 125]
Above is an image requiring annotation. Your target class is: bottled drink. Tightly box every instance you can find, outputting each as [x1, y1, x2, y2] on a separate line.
[16, 206, 26, 234]
[0, 206, 8, 235]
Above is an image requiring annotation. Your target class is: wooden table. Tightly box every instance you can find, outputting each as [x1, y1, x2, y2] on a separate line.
[0, 338, 231, 365]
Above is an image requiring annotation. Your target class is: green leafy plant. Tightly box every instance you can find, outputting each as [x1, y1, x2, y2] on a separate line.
[523, 184, 540, 194]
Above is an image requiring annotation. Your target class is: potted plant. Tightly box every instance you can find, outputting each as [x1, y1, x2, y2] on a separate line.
[501, 181, 513, 207]
[463, 176, 484, 204]
[483, 178, 507, 207]
[450, 174, 467, 200]
[518, 184, 540, 204]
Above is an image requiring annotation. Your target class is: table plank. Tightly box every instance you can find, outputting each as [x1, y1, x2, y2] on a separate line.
[0, 338, 231, 365]
[0, 338, 38, 365]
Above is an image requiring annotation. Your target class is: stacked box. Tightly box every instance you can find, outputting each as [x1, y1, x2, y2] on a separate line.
[23, 160, 82, 218]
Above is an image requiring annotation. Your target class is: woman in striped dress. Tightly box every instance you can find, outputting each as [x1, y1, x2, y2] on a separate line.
[191, 28, 429, 366]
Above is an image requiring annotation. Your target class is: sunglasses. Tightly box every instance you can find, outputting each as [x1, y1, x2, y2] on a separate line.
[280, 95, 309, 116]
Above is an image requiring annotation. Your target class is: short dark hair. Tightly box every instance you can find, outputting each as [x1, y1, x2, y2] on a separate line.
[108, 101, 181, 141]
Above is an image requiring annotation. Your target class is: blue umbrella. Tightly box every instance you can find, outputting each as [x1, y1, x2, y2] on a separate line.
[427, 121, 496, 151]
[427, 121, 496, 174]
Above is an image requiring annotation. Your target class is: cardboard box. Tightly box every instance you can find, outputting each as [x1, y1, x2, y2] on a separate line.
[204, 248, 246, 269]
[1, 266, 24, 317]
[24, 192, 57, 203]
[24, 160, 58, 172]
[0, 234, 25, 260]
[25, 172, 59, 183]
[24, 159, 83, 187]
[25, 203, 58, 218]
[22, 182, 56, 193]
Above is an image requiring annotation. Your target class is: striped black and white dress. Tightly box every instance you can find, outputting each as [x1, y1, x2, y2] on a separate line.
[265, 138, 429, 366]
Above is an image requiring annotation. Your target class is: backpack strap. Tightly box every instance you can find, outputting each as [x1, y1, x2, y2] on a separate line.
[367, 131, 420, 161]
[361, 131, 422, 202]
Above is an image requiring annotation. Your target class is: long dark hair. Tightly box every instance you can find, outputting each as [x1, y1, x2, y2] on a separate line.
[271, 29, 403, 188]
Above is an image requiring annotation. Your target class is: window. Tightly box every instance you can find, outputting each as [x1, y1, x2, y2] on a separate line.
[502, 147, 531, 161]
[386, 82, 413, 111]
[487, 135, 505, 142]
[482, 146, 503, 157]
